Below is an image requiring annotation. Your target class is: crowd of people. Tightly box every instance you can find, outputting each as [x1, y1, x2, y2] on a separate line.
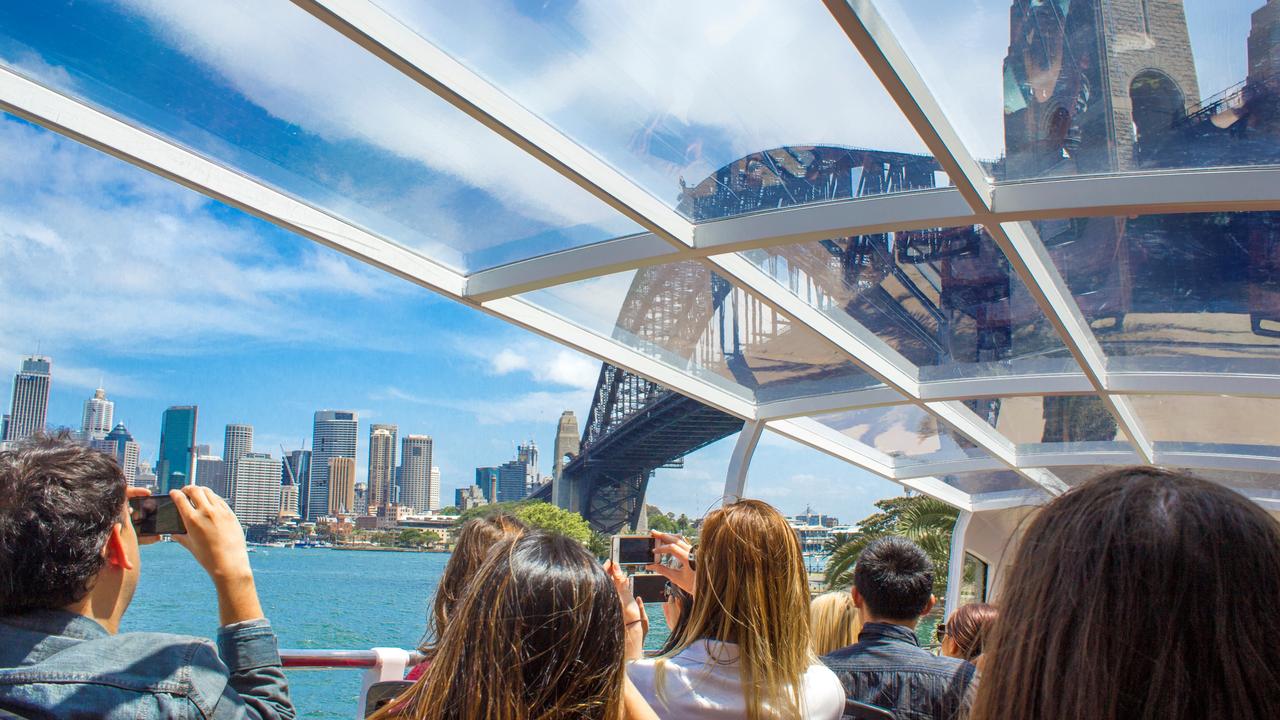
[2, 434, 1279, 719]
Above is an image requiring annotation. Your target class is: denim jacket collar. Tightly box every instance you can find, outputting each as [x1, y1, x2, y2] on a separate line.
[857, 621, 921, 647]
[0, 609, 108, 642]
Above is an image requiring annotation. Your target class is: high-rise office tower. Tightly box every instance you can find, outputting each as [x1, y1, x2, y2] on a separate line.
[428, 466, 441, 512]
[327, 456, 357, 516]
[497, 457, 537, 503]
[400, 435, 433, 513]
[231, 452, 281, 527]
[517, 439, 539, 474]
[135, 461, 158, 490]
[367, 423, 397, 512]
[195, 454, 228, 498]
[80, 387, 114, 442]
[222, 423, 253, 503]
[156, 406, 198, 493]
[308, 410, 358, 520]
[91, 422, 140, 485]
[281, 449, 311, 517]
[4, 356, 51, 442]
[475, 466, 499, 503]
[552, 411, 580, 509]
[353, 482, 368, 515]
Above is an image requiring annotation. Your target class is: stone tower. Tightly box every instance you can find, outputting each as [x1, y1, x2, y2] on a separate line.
[551, 410, 580, 510]
[1003, 0, 1200, 176]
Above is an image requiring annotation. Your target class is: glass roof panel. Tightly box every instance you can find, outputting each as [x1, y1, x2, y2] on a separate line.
[1129, 394, 1280, 454]
[872, 0, 1280, 180]
[518, 260, 880, 403]
[939, 469, 1040, 495]
[0, 0, 641, 272]
[969, 394, 1132, 456]
[811, 404, 996, 467]
[372, 0, 948, 222]
[1037, 211, 1280, 373]
[743, 225, 1079, 381]
[1049, 465, 1280, 494]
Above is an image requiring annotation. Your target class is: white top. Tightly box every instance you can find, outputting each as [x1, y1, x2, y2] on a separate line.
[627, 640, 845, 719]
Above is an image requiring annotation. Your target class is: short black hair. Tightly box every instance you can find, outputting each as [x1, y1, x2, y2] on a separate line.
[853, 536, 935, 620]
[0, 432, 127, 613]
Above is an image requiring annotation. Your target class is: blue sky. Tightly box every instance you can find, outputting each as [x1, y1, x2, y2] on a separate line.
[0, 0, 1267, 524]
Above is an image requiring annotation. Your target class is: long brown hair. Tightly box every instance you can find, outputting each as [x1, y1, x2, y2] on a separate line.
[420, 512, 526, 654]
[659, 499, 813, 720]
[941, 602, 996, 661]
[971, 467, 1280, 720]
[380, 532, 625, 720]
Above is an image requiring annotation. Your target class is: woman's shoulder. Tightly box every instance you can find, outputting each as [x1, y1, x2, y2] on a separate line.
[801, 661, 847, 719]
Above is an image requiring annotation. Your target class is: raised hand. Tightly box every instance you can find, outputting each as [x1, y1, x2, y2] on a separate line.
[645, 530, 695, 595]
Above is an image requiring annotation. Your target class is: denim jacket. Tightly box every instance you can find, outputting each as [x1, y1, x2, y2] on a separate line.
[822, 622, 975, 720]
[0, 610, 295, 720]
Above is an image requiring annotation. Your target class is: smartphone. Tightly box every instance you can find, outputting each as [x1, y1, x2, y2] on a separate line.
[630, 573, 668, 603]
[611, 534, 655, 566]
[128, 495, 186, 535]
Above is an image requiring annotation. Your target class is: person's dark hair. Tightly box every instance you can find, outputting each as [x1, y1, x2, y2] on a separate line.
[971, 467, 1280, 720]
[943, 602, 997, 661]
[853, 536, 934, 620]
[419, 512, 526, 654]
[0, 432, 127, 613]
[378, 531, 625, 720]
[652, 583, 692, 657]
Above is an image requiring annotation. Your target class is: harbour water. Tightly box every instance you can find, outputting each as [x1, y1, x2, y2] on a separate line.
[125, 542, 670, 718]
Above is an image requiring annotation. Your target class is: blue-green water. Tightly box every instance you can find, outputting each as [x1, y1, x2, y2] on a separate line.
[124, 543, 669, 718]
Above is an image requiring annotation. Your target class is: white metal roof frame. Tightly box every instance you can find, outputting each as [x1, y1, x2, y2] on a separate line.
[1, 0, 1278, 509]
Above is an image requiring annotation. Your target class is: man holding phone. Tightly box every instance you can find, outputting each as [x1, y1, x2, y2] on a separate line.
[0, 433, 294, 719]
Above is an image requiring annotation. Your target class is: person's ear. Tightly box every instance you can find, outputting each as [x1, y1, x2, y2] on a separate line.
[851, 586, 866, 610]
[104, 523, 136, 571]
[922, 593, 937, 617]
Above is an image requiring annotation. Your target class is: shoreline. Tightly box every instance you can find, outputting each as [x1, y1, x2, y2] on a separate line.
[329, 544, 448, 554]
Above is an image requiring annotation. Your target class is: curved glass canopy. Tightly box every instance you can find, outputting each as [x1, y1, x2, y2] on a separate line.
[1, 0, 1278, 513]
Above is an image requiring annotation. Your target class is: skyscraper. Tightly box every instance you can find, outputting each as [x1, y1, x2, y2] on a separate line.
[279, 483, 300, 522]
[232, 452, 281, 527]
[367, 423, 397, 513]
[91, 422, 140, 485]
[3, 356, 51, 442]
[475, 466, 499, 503]
[552, 411, 580, 509]
[281, 449, 311, 517]
[155, 406, 198, 493]
[400, 435, 434, 513]
[135, 461, 158, 490]
[497, 458, 536, 503]
[222, 423, 253, 503]
[195, 454, 228, 498]
[308, 410, 358, 520]
[327, 456, 357, 516]
[80, 387, 114, 442]
[429, 466, 441, 512]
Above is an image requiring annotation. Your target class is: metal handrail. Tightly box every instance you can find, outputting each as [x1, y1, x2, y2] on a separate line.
[279, 649, 425, 669]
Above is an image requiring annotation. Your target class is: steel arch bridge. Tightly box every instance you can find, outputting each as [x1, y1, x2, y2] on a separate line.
[529, 146, 946, 533]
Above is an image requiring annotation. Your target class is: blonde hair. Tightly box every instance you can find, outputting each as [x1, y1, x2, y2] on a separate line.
[809, 591, 862, 656]
[658, 499, 814, 720]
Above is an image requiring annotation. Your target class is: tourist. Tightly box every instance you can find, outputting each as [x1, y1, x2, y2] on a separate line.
[969, 467, 1280, 720]
[374, 531, 659, 720]
[938, 603, 996, 663]
[408, 512, 526, 679]
[631, 499, 845, 719]
[809, 591, 862, 657]
[822, 536, 975, 720]
[0, 433, 294, 719]
[652, 581, 692, 657]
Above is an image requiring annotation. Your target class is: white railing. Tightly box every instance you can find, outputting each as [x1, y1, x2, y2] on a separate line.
[280, 648, 422, 719]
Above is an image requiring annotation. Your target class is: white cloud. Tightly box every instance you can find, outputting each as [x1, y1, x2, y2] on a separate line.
[380, 386, 583, 426]
[453, 335, 600, 391]
[0, 117, 407, 356]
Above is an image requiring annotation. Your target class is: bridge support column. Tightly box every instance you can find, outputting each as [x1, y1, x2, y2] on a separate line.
[723, 420, 764, 504]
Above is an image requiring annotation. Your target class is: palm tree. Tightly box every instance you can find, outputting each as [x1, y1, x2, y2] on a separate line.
[824, 496, 960, 599]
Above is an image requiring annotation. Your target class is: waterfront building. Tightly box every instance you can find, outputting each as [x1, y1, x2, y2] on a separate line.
[787, 517, 836, 574]
[279, 483, 300, 523]
[3, 356, 51, 443]
[455, 484, 487, 511]
[231, 452, 281, 527]
[787, 508, 840, 529]
[155, 405, 197, 493]
[195, 454, 227, 498]
[551, 410, 579, 508]
[327, 456, 357, 516]
[80, 387, 114, 442]
[222, 423, 253, 503]
[91, 422, 140, 484]
[367, 423, 397, 513]
[475, 466, 499, 503]
[307, 410, 358, 521]
[399, 435, 434, 513]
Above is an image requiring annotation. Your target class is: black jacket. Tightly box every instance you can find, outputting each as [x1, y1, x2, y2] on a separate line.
[822, 622, 975, 720]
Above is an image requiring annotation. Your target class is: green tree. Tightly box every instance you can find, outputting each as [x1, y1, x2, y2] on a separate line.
[397, 529, 441, 548]
[824, 495, 959, 601]
[437, 506, 461, 516]
[513, 502, 593, 544]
